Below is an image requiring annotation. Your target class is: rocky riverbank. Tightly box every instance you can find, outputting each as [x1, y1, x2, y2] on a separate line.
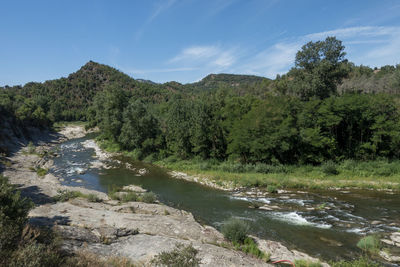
[1, 125, 328, 266]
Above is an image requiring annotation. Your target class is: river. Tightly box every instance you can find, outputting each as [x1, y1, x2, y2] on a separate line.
[51, 135, 400, 262]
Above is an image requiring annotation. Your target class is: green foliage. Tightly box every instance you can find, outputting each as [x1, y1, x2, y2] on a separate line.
[54, 190, 85, 202]
[9, 241, 64, 267]
[36, 168, 48, 177]
[0, 175, 34, 256]
[330, 257, 382, 267]
[27, 141, 36, 154]
[294, 259, 323, 267]
[221, 218, 250, 244]
[87, 194, 102, 203]
[357, 235, 381, 254]
[241, 237, 269, 261]
[266, 185, 278, 193]
[321, 161, 339, 175]
[290, 36, 350, 99]
[121, 192, 138, 202]
[139, 191, 157, 203]
[151, 243, 201, 267]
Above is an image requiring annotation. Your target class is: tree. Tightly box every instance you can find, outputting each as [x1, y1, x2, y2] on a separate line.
[118, 100, 161, 156]
[290, 36, 350, 99]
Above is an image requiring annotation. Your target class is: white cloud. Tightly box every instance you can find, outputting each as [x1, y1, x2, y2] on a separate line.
[239, 26, 400, 78]
[170, 45, 237, 70]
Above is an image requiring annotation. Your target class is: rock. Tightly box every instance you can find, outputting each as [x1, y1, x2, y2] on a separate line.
[390, 232, 400, 246]
[319, 236, 343, 247]
[122, 185, 147, 193]
[138, 168, 148, 175]
[379, 250, 400, 262]
[381, 239, 395, 246]
[371, 220, 382, 225]
[252, 236, 329, 267]
[259, 205, 280, 211]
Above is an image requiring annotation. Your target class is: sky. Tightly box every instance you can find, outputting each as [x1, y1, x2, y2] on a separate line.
[1, 0, 400, 86]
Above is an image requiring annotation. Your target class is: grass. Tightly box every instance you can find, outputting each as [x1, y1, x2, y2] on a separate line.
[151, 243, 201, 267]
[330, 256, 382, 267]
[36, 168, 48, 177]
[107, 185, 157, 203]
[356, 235, 381, 255]
[54, 190, 102, 203]
[155, 158, 400, 191]
[221, 218, 250, 244]
[294, 259, 323, 267]
[139, 192, 157, 203]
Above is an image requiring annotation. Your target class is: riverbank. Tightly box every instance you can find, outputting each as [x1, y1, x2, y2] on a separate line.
[0, 125, 329, 266]
[156, 158, 400, 191]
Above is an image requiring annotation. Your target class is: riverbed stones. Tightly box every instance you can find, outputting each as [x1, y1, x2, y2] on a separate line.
[390, 232, 400, 246]
[379, 250, 400, 262]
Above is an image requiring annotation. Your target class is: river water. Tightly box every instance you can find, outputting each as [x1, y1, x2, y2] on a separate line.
[51, 135, 400, 262]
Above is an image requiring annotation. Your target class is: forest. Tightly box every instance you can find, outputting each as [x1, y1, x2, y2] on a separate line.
[1, 37, 400, 167]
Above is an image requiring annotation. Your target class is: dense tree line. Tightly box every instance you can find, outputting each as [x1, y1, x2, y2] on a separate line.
[2, 37, 400, 165]
[87, 37, 400, 165]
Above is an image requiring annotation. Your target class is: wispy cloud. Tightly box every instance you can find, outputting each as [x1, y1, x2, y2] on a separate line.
[170, 45, 238, 70]
[129, 25, 400, 83]
[135, 0, 176, 41]
[238, 26, 400, 78]
[147, 0, 176, 24]
[120, 66, 197, 76]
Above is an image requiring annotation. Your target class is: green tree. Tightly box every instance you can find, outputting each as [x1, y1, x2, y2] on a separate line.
[290, 36, 350, 99]
[118, 100, 161, 156]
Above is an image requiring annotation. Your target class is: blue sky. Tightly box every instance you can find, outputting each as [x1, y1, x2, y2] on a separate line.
[1, 0, 400, 86]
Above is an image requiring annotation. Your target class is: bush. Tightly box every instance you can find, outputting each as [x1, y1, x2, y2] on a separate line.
[266, 185, 278, 193]
[0, 175, 33, 256]
[9, 241, 63, 267]
[151, 243, 201, 267]
[294, 259, 323, 267]
[87, 194, 101, 203]
[27, 142, 36, 154]
[321, 160, 339, 175]
[242, 237, 269, 261]
[36, 168, 48, 177]
[221, 218, 250, 244]
[330, 256, 381, 267]
[54, 190, 84, 202]
[140, 191, 157, 203]
[356, 235, 381, 254]
[121, 192, 138, 202]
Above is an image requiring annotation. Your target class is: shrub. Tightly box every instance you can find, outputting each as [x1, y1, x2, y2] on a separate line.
[0, 175, 33, 256]
[54, 190, 84, 202]
[266, 185, 278, 193]
[151, 243, 201, 267]
[87, 194, 102, 203]
[121, 192, 138, 202]
[27, 142, 36, 154]
[108, 185, 123, 200]
[221, 218, 250, 244]
[9, 241, 63, 267]
[330, 256, 381, 267]
[242, 237, 269, 261]
[356, 235, 381, 254]
[321, 160, 339, 175]
[36, 168, 48, 177]
[140, 191, 157, 203]
[294, 259, 323, 267]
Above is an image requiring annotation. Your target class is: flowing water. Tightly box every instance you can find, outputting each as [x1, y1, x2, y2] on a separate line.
[51, 135, 400, 262]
